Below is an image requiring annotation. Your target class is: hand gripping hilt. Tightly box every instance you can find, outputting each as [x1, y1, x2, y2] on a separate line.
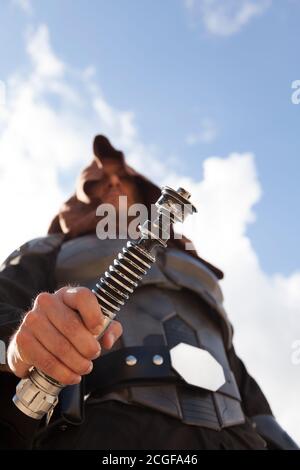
[13, 186, 196, 420]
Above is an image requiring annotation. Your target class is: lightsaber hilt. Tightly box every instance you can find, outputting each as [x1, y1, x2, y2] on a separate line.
[13, 186, 196, 420]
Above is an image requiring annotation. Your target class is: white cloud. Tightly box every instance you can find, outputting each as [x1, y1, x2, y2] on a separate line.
[0, 23, 299, 445]
[26, 25, 65, 78]
[12, 0, 33, 15]
[186, 117, 218, 145]
[163, 155, 300, 443]
[185, 0, 272, 36]
[0, 24, 165, 262]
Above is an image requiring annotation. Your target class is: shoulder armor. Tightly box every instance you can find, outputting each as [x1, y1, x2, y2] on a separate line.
[1, 234, 64, 271]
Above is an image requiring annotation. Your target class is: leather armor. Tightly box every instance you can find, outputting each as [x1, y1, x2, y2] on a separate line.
[55, 235, 245, 431]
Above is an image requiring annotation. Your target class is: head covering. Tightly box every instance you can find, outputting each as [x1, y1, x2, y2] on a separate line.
[48, 135, 223, 279]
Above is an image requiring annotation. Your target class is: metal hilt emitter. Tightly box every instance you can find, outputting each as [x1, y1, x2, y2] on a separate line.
[13, 186, 197, 420]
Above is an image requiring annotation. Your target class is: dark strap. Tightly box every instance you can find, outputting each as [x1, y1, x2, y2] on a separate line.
[85, 345, 241, 401]
[85, 346, 175, 393]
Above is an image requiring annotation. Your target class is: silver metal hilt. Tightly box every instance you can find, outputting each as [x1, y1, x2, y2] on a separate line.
[13, 186, 197, 420]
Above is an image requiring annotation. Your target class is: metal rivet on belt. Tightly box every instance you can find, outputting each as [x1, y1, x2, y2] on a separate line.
[153, 354, 164, 366]
[126, 355, 137, 366]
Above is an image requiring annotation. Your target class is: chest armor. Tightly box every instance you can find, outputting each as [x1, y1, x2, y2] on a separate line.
[56, 235, 245, 430]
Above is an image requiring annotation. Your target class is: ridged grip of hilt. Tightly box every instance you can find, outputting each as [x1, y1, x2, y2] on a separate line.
[92, 242, 155, 337]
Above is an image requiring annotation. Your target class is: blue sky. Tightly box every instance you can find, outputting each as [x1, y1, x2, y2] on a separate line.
[0, 1, 299, 441]
[1, 0, 299, 275]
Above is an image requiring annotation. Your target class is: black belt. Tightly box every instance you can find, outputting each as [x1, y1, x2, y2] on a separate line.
[59, 346, 179, 426]
[85, 346, 176, 394]
[57, 345, 242, 429]
[84, 345, 241, 401]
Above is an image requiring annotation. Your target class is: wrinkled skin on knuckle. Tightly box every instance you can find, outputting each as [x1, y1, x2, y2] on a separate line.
[34, 292, 54, 311]
[56, 338, 73, 359]
[77, 287, 91, 303]
[65, 314, 82, 337]
[22, 311, 39, 331]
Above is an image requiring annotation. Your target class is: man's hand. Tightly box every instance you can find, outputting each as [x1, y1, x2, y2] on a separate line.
[7, 286, 123, 385]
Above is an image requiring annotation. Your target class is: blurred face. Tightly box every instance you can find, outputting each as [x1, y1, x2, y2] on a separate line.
[89, 158, 143, 212]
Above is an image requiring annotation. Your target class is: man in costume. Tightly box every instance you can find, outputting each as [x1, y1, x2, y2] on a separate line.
[0, 135, 298, 450]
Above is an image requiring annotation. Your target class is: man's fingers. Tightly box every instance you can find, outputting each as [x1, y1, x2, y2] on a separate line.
[8, 288, 123, 384]
[14, 329, 82, 384]
[28, 315, 95, 376]
[35, 293, 100, 360]
[99, 320, 123, 350]
[58, 286, 104, 334]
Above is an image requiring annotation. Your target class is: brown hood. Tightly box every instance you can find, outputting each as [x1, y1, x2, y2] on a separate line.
[48, 135, 223, 280]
